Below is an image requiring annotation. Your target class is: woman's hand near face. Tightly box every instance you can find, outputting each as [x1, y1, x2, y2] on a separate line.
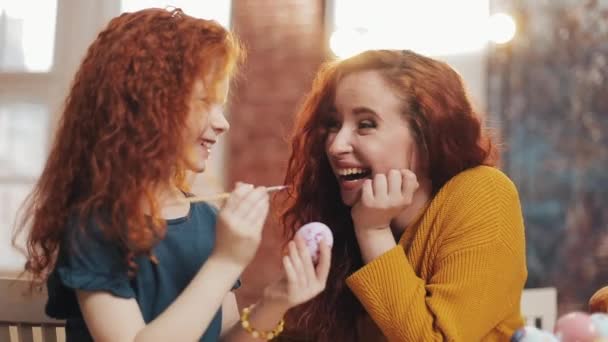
[350, 169, 419, 263]
[351, 169, 419, 232]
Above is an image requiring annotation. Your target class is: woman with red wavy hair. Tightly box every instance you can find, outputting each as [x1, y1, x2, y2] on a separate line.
[280, 49, 527, 341]
[14, 8, 330, 342]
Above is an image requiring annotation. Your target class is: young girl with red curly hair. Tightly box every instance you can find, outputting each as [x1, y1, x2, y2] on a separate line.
[14, 8, 330, 342]
[280, 49, 527, 341]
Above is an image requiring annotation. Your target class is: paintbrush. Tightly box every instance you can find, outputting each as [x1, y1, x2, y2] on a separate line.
[187, 185, 288, 203]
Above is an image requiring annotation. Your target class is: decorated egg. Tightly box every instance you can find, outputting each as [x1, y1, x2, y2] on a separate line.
[555, 311, 598, 342]
[295, 222, 334, 264]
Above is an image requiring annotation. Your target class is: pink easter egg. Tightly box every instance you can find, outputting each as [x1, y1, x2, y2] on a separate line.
[554, 311, 599, 342]
[295, 222, 334, 264]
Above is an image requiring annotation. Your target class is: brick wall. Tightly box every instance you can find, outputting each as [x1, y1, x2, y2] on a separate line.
[229, 0, 327, 306]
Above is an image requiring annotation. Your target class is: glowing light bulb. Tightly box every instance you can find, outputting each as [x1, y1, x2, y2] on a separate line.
[488, 13, 516, 44]
[329, 28, 369, 59]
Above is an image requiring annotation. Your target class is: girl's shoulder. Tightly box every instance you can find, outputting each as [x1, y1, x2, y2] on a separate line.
[182, 192, 220, 215]
[173, 195, 220, 230]
[188, 200, 220, 217]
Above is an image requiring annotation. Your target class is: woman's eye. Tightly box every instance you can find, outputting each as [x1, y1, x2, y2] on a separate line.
[324, 118, 341, 132]
[358, 120, 376, 130]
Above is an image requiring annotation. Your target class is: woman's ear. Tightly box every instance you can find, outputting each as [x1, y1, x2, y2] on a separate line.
[589, 286, 608, 313]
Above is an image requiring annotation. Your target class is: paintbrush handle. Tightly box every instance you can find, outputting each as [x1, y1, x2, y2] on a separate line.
[187, 185, 287, 203]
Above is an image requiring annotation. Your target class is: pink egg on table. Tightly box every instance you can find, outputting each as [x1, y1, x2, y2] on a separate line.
[295, 222, 334, 264]
[554, 311, 599, 342]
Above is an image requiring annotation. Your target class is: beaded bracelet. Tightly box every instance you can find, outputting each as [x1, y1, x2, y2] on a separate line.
[240, 304, 285, 340]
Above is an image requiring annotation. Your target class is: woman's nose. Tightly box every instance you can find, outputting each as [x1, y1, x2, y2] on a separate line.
[327, 128, 354, 156]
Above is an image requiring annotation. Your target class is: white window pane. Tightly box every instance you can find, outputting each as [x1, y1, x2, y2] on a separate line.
[331, 0, 490, 57]
[0, 103, 49, 177]
[0, 0, 57, 72]
[121, 0, 231, 27]
[0, 183, 30, 273]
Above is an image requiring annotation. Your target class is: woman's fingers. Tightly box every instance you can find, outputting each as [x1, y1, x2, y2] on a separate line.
[279, 237, 332, 306]
[282, 255, 297, 285]
[315, 239, 331, 282]
[287, 241, 306, 286]
[361, 179, 374, 205]
[401, 169, 419, 204]
[372, 173, 387, 199]
[387, 169, 402, 198]
[294, 235, 316, 284]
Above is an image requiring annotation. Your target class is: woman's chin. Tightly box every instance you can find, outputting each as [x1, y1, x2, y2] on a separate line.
[340, 190, 360, 207]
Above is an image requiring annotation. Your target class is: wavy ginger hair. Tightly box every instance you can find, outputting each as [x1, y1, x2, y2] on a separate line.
[14, 8, 243, 284]
[280, 50, 498, 341]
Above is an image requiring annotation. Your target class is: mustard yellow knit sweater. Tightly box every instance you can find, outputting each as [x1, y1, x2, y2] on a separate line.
[346, 166, 527, 341]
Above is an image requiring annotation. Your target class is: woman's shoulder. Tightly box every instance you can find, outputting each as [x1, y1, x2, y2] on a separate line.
[430, 165, 522, 221]
[428, 167, 525, 249]
[441, 165, 518, 198]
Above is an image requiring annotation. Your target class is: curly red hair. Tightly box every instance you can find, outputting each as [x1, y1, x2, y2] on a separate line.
[14, 8, 243, 285]
[280, 50, 498, 341]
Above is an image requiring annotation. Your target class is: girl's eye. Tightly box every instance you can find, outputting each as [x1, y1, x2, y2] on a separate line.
[358, 119, 376, 130]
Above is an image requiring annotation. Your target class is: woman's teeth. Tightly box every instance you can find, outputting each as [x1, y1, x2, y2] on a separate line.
[336, 167, 371, 181]
[337, 168, 367, 176]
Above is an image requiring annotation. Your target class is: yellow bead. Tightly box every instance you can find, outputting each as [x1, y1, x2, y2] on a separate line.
[238, 304, 284, 339]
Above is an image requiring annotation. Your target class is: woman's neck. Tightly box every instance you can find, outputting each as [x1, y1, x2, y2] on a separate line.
[390, 178, 432, 236]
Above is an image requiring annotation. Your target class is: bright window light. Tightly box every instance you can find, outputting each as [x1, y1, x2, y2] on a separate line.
[0, 103, 48, 177]
[121, 0, 231, 27]
[0, 0, 57, 72]
[330, 0, 515, 59]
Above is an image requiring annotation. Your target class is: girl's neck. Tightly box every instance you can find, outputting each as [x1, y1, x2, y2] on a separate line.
[144, 183, 191, 220]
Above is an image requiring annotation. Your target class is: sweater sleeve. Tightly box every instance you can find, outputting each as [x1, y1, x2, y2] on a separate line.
[346, 168, 527, 341]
